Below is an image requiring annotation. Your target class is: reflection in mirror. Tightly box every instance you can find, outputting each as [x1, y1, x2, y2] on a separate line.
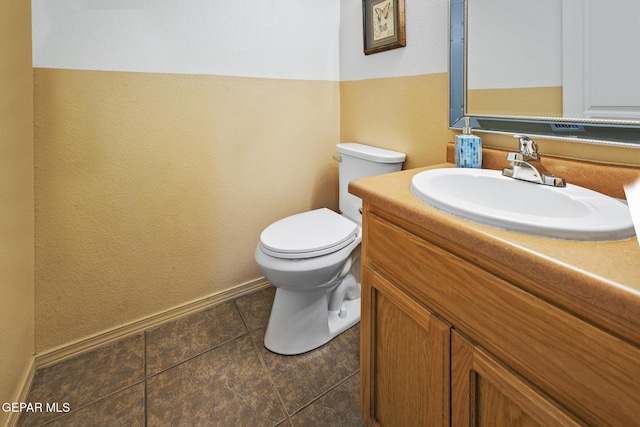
[467, 0, 562, 118]
[449, 0, 640, 147]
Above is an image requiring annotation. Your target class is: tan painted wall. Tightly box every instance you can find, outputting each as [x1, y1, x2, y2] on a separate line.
[0, 0, 35, 422]
[341, 74, 640, 168]
[467, 86, 563, 118]
[462, 89, 639, 166]
[340, 73, 457, 169]
[34, 69, 340, 352]
[29, 41, 640, 358]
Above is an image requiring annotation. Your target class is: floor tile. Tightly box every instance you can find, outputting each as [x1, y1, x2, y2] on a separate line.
[147, 334, 286, 427]
[43, 383, 145, 427]
[235, 286, 275, 332]
[290, 373, 365, 427]
[146, 300, 248, 376]
[18, 287, 364, 426]
[252, 325, 360, 415]
[17, 334, 144, 427]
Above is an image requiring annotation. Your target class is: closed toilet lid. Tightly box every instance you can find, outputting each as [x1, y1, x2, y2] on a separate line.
[259, 208, 359, 259]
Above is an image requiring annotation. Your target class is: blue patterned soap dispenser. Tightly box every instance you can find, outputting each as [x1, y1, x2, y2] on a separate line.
[455, 117, 482, 168]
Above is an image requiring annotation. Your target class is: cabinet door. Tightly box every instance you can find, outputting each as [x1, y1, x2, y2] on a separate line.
[361, 267, 450, 427]
[451, 331, 585, 427]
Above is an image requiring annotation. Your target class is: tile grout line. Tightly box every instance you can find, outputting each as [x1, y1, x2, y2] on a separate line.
[286, 369, 362, 421]
[33, 382, 146, 427]
[31, 334, 148, 426]
[235, 298, 292, 426]
[145, 331, 249, 380]
[247, 330, 292, 426]
[233, 298, 251, 334]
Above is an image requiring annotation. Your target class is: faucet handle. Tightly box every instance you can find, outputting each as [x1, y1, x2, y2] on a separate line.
[514, 135, 540, 160]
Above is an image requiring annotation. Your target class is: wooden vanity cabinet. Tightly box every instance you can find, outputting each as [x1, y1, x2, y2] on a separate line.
[451, 331, 583, 427]
[361, 266, 450, 426]
[360, 202, 640, 426]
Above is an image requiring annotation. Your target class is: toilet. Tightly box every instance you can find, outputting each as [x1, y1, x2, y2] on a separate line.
[255, 143, 406, 355]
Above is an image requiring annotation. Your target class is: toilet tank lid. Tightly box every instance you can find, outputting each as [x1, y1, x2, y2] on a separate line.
[337, 143, 406, 163]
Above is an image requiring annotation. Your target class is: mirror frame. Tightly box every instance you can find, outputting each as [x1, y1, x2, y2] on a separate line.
[449, 0, 640, 148]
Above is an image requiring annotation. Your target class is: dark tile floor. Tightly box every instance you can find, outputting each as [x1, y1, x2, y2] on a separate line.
[18, 287, 364, 427]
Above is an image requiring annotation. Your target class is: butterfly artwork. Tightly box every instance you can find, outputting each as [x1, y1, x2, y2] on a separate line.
[373, 0, 395, 42]
[363, 0, 405, 55]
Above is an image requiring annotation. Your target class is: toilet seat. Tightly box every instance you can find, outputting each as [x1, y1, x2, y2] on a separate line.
[259, 208, 359, 259]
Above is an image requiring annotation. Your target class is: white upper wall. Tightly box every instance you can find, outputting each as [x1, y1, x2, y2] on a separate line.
[32, 0, 341, 80]
[468, 0, 562, 89]
[339, 0, 449, 81]
[32, 0, 450, 81]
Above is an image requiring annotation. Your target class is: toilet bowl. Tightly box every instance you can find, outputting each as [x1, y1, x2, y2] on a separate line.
[256, 208, 362, 354]
[255, 143, 406, 355]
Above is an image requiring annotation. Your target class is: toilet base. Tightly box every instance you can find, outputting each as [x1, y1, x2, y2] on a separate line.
[264, 281, 360, 355]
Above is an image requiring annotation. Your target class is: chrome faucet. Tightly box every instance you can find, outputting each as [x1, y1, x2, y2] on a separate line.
[502, 135, 566, 187]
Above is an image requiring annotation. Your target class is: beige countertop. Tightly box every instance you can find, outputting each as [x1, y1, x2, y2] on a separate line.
[350, 163, 640, 346]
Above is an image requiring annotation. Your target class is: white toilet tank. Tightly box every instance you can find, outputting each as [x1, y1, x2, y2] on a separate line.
[336, 142, 406, 224]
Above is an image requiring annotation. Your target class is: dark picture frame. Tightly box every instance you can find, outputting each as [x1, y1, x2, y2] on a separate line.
[362, 0, 406, 55]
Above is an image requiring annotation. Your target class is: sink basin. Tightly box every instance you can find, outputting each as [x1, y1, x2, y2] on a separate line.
[410, 168, 636, 241]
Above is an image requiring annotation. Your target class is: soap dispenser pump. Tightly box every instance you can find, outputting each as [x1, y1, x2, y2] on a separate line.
[455, 117, 482, 168]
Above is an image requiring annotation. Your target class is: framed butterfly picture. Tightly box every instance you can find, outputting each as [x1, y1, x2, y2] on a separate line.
[362, 0, 406, 55]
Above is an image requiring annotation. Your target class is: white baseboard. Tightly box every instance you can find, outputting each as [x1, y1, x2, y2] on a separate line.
[4, 358, 36, 427]
[34, 277, 270, 370]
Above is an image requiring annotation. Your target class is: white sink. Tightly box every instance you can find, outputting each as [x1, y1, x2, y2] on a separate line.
[410, 168, 636, 241]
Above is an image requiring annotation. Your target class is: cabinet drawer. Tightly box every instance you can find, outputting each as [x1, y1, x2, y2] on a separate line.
[365, 211, 640, 426]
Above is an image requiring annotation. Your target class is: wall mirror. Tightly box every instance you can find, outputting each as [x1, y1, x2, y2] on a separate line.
[449, 0, 640, 147]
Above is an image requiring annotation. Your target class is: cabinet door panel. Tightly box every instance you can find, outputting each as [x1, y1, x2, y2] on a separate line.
[452, 331, 586, 427]
[361, 267, 450, 427]
[366, 211, 640, 425]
